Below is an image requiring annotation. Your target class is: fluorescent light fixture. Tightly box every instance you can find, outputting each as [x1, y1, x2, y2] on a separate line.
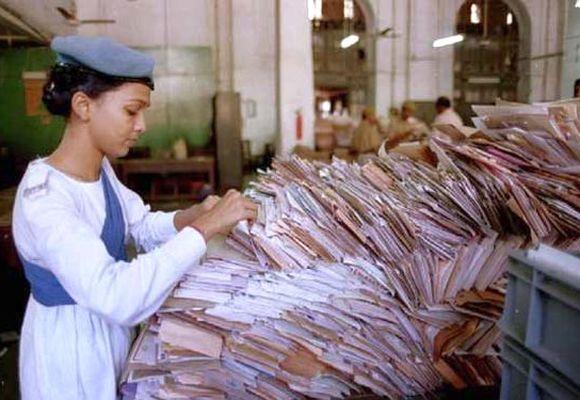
[576, 0, 580, 7]
[340, 34, 359, 49]
[433, 34, 464, 48]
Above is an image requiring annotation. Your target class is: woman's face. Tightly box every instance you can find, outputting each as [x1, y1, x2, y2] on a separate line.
[88, 82, 151, 158]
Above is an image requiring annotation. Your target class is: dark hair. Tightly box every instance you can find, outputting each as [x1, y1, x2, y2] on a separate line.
[435, 96, 451, 109]
[42, 64, 126, 117]
[575, 79, 580, 98]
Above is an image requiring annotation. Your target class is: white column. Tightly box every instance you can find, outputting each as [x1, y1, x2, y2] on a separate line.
[276, 0, 315, 156]
[561, 1, 580, 98]
[374, 0, 395, 115]
[434, 0, 464, 101]
[215, 0, 234, 92]
[408, 0, 440, 101]
[231, 0, 277, 156]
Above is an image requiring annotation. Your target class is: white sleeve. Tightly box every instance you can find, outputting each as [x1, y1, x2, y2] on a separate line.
[21, 182, 206, 327]
[116, 178, 179, 252]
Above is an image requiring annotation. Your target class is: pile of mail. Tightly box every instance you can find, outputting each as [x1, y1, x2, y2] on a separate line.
[122, 101, 579, 399]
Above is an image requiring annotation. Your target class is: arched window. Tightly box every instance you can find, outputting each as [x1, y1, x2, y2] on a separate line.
[311, 0, 372, 118]
[454, 0, 519, 119]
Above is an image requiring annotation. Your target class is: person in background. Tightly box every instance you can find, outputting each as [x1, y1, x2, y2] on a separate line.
[574, 79, 580, 98]
[432, 96, 464, 128]
[331, 100, 344, 118]
[384, 100, 429, 149]
[330, 100, 353, 125]
[400, 100, 430, 138]
[330, 101, 354, 148]
[12, 36, 257, 400]
[378, 107, 400, 137]
[351, 107, 382, 155]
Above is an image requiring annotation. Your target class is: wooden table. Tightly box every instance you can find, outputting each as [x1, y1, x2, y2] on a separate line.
[113, 156, 216, 201]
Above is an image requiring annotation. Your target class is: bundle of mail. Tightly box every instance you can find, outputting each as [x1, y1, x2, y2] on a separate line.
[122, 101, 580, 399]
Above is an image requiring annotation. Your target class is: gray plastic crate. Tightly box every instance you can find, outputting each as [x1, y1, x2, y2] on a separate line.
[499, 244, 580, 386]
[501, 337, 580, 400]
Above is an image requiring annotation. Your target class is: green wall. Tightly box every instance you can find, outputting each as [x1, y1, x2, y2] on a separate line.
[138, 46, 215, 153]
[0, 46, 215, 159]
[0, 47, 64, 158]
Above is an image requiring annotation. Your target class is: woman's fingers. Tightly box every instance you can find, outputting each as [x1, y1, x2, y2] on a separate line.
[202, 195, 220, 209]
[242, 207, 258, 221]
[224, 189, 240, 198]
[190, 191, 259, 240]
[242, 198, 258, 211]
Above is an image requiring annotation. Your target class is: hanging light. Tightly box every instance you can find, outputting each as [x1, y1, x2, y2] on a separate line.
[576, 0, 580, 8]
[470, 3, 481, 24]
[344, 0, 354, 20]
[506, 12, 513, 25]
[308, 0, 322, 21]
[433, 34, 464, 48]
[340, 34, 360, 49]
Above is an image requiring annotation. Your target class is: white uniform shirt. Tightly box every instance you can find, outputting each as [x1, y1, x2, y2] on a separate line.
[433, 108, 464, 128]
[12, 158, 206, 400]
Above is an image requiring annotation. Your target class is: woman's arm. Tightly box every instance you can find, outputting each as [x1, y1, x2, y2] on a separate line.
[20, 183, 206, 327]
[112, 169, 217, 251]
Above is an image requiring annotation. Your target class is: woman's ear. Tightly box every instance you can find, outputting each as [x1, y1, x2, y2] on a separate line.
[70, 92, 92, 122]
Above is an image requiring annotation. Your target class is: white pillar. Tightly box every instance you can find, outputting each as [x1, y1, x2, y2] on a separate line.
[561, 1, 580, 98]
[215, 0, 234, 92]
[276, 0, 315, 156]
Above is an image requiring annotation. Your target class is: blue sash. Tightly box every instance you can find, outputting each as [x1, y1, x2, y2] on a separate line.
[20, 170, 127, 307]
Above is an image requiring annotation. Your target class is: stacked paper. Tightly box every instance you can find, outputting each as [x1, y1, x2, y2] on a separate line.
[122, 101, 579, 399]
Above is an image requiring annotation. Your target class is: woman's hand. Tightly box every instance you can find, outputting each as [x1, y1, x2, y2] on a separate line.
[190, 189, 258, 242]
[198, 195, 221, 212]
[173, 195, 220, 232]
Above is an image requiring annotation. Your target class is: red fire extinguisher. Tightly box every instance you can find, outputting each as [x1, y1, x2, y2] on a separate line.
[295, 109, 303, 141]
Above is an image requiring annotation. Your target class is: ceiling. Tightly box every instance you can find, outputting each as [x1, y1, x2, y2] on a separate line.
[0, 0, 76, 46]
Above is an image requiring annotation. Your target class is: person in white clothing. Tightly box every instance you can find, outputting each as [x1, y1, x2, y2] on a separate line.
[432, 96, 464, 128]
[12, 36, 257, 400]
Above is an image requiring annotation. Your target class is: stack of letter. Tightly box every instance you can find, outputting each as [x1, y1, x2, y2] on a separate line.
[122, 101, 580, 399]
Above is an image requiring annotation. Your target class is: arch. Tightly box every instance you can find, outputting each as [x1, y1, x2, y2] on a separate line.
[355, 0, 376, 34]
[453, 0, 531, 103]
[502, 0, 531, 101]
[355, 0, 377, 107]
[311, 0, 378, 116]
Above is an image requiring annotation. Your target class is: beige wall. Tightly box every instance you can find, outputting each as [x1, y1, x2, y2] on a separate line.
[1, 0, 569, 154]
[561, 1, 580, 98]
[368, 0, 566, 117]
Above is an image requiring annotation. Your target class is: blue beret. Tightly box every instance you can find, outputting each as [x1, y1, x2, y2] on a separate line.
[51, 36, 155, 81]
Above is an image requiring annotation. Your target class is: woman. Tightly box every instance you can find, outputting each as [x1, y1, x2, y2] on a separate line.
[12, 36, 257, 400]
